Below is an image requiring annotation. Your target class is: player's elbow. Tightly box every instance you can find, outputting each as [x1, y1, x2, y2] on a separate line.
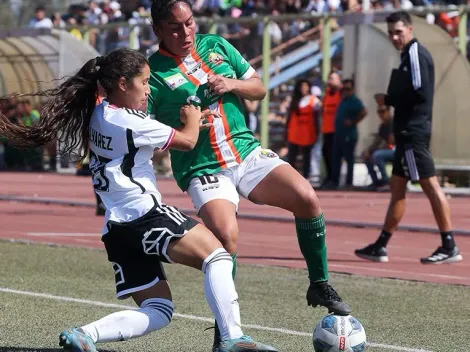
[184, 138, 198, 150]
[254, 85, 267, 100]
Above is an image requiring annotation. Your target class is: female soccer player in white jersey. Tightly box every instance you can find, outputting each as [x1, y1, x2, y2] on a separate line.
[0, 48, 278, 352]
[146, 0, 351, 348]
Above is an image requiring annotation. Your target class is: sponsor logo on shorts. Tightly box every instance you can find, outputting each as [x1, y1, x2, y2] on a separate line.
[259, 149, 278, 158]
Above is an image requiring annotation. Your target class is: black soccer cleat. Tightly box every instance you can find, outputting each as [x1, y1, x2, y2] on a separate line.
[307, 281, 352, 316]
[355, 244, 389, 262]
[420, 246, 463, 264]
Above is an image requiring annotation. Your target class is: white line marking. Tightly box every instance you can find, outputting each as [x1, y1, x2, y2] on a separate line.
[26, 232, 100, 237]
[0, 287, 433, 352]
[329, 264, 469, 281]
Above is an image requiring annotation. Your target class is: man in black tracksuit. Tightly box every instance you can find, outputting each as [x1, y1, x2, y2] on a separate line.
[354, 11, 463, 264]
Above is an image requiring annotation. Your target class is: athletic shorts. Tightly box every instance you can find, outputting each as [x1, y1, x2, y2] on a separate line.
[102, 203, 198, 299]
[392, 135, 436, 182]
[187, 146, 287, 213]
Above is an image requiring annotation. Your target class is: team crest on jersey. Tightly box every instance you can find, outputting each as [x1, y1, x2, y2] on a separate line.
[164, 73, 187, 91]
[208, 52, 223, 65]
[260, 149, 278, 158]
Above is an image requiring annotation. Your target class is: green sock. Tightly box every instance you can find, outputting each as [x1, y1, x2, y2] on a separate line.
[295, 213, 329, 282]
[231, 253, 237, 279]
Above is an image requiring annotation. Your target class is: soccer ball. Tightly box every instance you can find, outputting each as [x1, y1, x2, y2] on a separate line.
[313, 314, 367, 351]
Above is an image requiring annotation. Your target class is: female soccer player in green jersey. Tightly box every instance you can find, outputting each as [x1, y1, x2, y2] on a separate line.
[147, 0, 352, 347]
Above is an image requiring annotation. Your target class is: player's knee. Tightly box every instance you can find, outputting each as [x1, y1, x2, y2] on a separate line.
[420, 177, 444, 198]
[293, 186, 320, 216]
[213, 223, 238, 254]
[140, 298, 174, 328]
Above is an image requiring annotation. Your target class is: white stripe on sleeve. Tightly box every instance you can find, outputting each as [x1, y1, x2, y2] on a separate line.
[409, 42, 421, 90]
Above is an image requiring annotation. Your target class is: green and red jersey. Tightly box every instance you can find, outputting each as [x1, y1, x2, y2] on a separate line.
[147, 34, 260, 191]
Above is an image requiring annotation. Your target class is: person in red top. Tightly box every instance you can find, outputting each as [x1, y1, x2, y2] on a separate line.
[285, 79, 321, 178]
[320, 71, 342, 188]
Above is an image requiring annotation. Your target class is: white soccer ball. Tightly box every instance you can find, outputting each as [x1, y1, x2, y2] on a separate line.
[313, 314, 367, 352]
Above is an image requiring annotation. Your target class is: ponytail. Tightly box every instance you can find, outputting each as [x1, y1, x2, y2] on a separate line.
[0, 48, 148, 162]
[0, 57, 101, 161]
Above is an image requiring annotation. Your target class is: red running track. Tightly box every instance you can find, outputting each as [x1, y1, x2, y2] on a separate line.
[0, 172, 468, 286]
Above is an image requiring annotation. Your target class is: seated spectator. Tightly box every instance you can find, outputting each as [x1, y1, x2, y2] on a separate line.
[362, 104, 394, 191]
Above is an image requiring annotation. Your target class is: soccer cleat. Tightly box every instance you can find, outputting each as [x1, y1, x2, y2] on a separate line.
[420, 246, 463, 264]
[59, 327, 97, 352]
[354, 244, 389, 262]
[307, 281, 352, 316]
[216, 336, 279, 352]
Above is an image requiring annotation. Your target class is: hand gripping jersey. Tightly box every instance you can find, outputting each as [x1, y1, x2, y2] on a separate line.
[147, 34, 260, 191]
[89, 101, 175, 228]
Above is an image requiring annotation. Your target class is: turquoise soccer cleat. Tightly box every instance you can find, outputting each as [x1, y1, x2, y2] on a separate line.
[59, 327, 97, 352]
[216, 335, 279, 352]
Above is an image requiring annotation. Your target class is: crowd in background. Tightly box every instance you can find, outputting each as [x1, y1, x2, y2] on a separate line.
[24, 0, 467, 58]
[1, 0, 466, 189]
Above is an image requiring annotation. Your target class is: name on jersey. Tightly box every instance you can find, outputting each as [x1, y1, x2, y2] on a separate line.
[164, 73, 187, 91]
[90, 127, 113, 151]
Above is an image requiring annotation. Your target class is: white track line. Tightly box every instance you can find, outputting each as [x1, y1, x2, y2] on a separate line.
[329, 264, 469, 281]
[26, 232, 100, 237]
[0, 287, 433, 352]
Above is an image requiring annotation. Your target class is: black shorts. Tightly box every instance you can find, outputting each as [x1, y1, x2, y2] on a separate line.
[392, 135, 435, 182]
[102, 203, 198, 299]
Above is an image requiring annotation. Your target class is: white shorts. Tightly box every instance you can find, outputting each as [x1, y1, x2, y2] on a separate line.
[187, 146, 287, 213]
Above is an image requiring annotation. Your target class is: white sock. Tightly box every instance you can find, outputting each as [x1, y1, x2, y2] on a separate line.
[80, 298, 173, 343]
[202, 248, 244, 341]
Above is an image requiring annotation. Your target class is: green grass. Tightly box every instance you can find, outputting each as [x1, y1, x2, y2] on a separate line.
[0, 241, 469, 352]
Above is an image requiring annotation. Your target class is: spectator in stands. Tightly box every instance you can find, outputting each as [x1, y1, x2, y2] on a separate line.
[309, 85, 323, 185]
[21, 100, 40, 127]
[320, 71, 342, 188]
[329, 78, 367, 189]
[362, 104, 394, 191]
[28, 5, 53, 28]
[285, 79, 321, 178]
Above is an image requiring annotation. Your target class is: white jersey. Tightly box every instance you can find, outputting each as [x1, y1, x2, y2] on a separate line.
[89, 101, 175, 230]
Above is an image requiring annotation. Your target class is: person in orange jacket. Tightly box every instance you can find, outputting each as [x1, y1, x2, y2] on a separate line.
[285, 79, 321, 178]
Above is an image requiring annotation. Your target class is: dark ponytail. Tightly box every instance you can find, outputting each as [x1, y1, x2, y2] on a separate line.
[0, 48, 148, 162]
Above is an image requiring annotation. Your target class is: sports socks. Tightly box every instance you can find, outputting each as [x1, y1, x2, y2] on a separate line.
[375, 229, 392, 248]
[80, 298, 173, 343]
[441, 231, 455, 249]
[203, 248, 244, 341]
[295, 214, 328, 282]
